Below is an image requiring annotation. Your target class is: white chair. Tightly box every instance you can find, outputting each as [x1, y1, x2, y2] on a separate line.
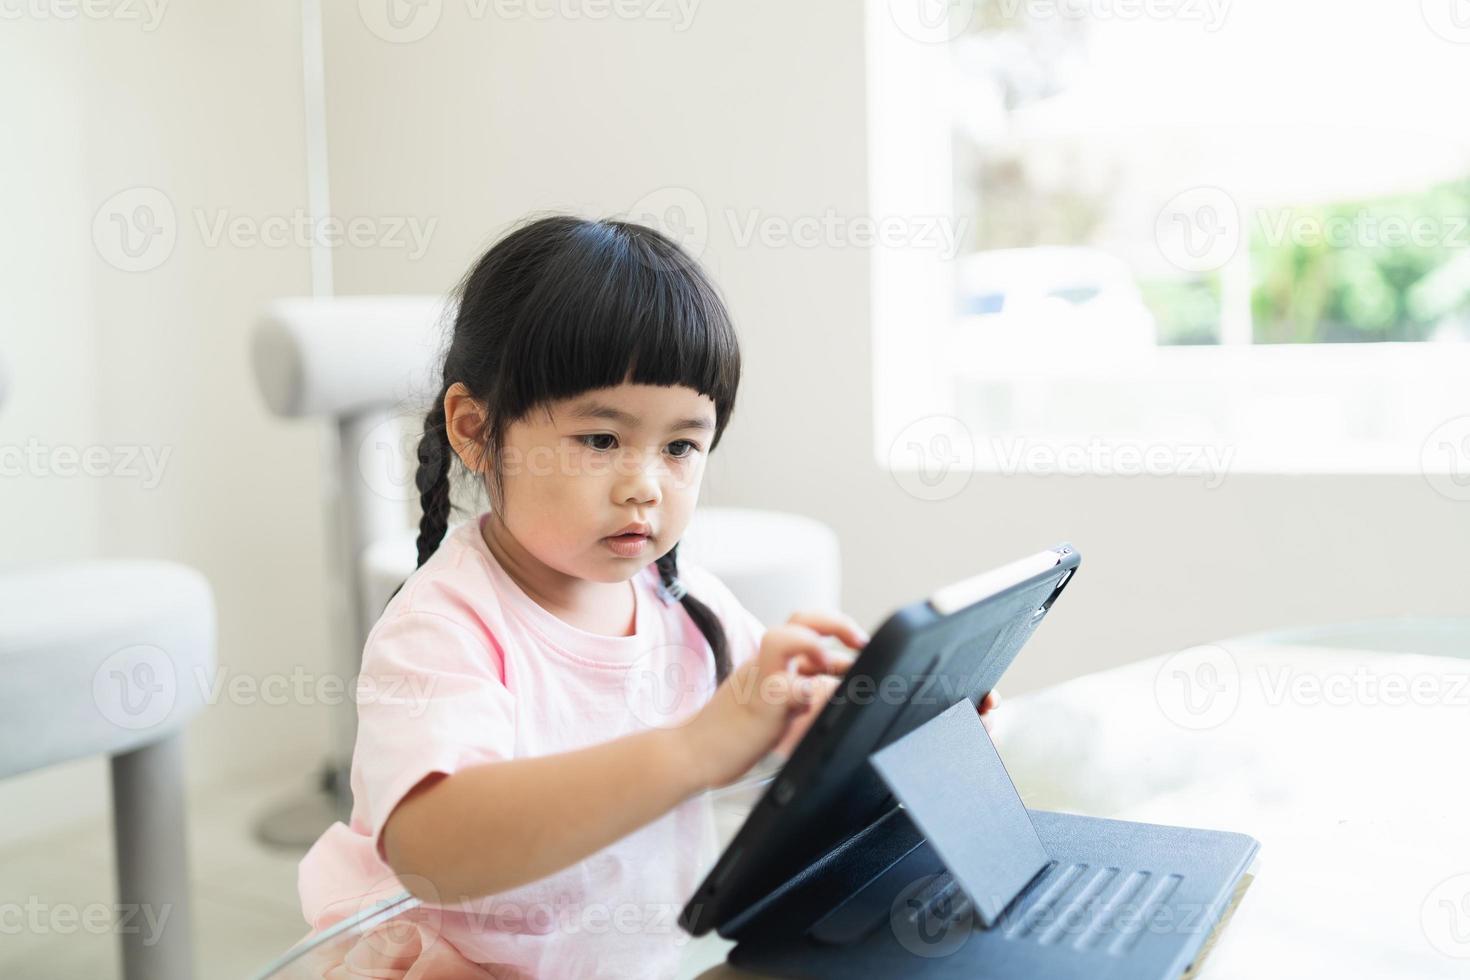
[249, 295, 450, 844]
[1, 361, 216, 980]
[0, 564, 215, 980]
[1, 354, 217, 980]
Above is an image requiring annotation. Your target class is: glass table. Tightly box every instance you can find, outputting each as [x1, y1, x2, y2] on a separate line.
[252, 619, 1470, 978]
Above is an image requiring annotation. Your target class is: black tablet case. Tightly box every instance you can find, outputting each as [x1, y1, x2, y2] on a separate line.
[679, 547, 1259, 978]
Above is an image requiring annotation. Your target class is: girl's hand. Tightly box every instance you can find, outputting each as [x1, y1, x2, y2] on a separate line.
[678, 611, 867, 791]
[978, 688, 1001, 734]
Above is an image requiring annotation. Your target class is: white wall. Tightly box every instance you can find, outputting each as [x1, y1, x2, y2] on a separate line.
[317, 0, 1470, 697]
[0, 18, 104, 847]
[1, 5, 337, 843]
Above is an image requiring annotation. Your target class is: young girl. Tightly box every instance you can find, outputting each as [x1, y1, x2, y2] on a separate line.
[290, 214, 876, 978]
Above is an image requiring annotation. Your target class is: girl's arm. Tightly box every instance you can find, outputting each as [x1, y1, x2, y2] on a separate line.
[383, 611, 867, 903]
[384, 725, 699, 903]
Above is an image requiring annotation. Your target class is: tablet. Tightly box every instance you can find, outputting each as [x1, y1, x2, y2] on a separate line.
[678, 543, 1080, 937]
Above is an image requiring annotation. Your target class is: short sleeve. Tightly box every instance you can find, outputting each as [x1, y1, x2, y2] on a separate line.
[351, 610, 516, 862]
[678, 563, 768, 673]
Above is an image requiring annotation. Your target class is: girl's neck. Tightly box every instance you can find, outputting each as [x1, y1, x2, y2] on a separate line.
[480, 513, 637, 637]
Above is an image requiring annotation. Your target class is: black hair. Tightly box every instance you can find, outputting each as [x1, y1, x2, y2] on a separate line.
[401, 214, 741, 682]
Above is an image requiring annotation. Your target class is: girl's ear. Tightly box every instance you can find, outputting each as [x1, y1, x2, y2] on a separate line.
[443, 382, 490, 474]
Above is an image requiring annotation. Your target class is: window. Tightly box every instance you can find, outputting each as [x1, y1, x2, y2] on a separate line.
[871, 0, 1470, 478]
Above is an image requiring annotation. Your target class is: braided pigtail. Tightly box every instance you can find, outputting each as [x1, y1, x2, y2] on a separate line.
[656, 542, 732, 684]
[413, 392, 454, 569]
[388, 391, 454, 605]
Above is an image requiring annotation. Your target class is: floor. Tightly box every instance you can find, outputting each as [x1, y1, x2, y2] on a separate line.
[0, 769, 321, 978]
[0, 765, 769, 978]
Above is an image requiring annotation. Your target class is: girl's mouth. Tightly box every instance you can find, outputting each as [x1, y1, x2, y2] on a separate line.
[604, 533, 649, 557]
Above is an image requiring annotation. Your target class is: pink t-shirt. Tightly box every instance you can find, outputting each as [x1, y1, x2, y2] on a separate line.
[297, 511, 767, 978]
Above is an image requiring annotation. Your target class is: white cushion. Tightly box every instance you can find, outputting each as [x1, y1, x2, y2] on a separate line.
[357, 508, 842, 634]
[0, 561, 215, 778]
[251, 295, 450, 419]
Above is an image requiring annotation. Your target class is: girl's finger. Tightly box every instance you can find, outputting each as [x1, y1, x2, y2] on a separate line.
[785, 610, 870, 651]
[762, 625, 849, 677]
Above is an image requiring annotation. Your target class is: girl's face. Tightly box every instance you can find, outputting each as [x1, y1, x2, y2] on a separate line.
[449, 381, 717, 584]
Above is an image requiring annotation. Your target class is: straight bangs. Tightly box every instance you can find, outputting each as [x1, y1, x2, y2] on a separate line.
[492, 219, 741, 448]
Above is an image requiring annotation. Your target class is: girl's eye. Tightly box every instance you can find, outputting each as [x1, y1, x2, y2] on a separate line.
[579, 434, 618, 452]
[667, 440, 700, 460]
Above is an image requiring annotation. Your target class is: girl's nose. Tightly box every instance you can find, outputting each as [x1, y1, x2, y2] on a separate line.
[616, 451, 665, 506]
